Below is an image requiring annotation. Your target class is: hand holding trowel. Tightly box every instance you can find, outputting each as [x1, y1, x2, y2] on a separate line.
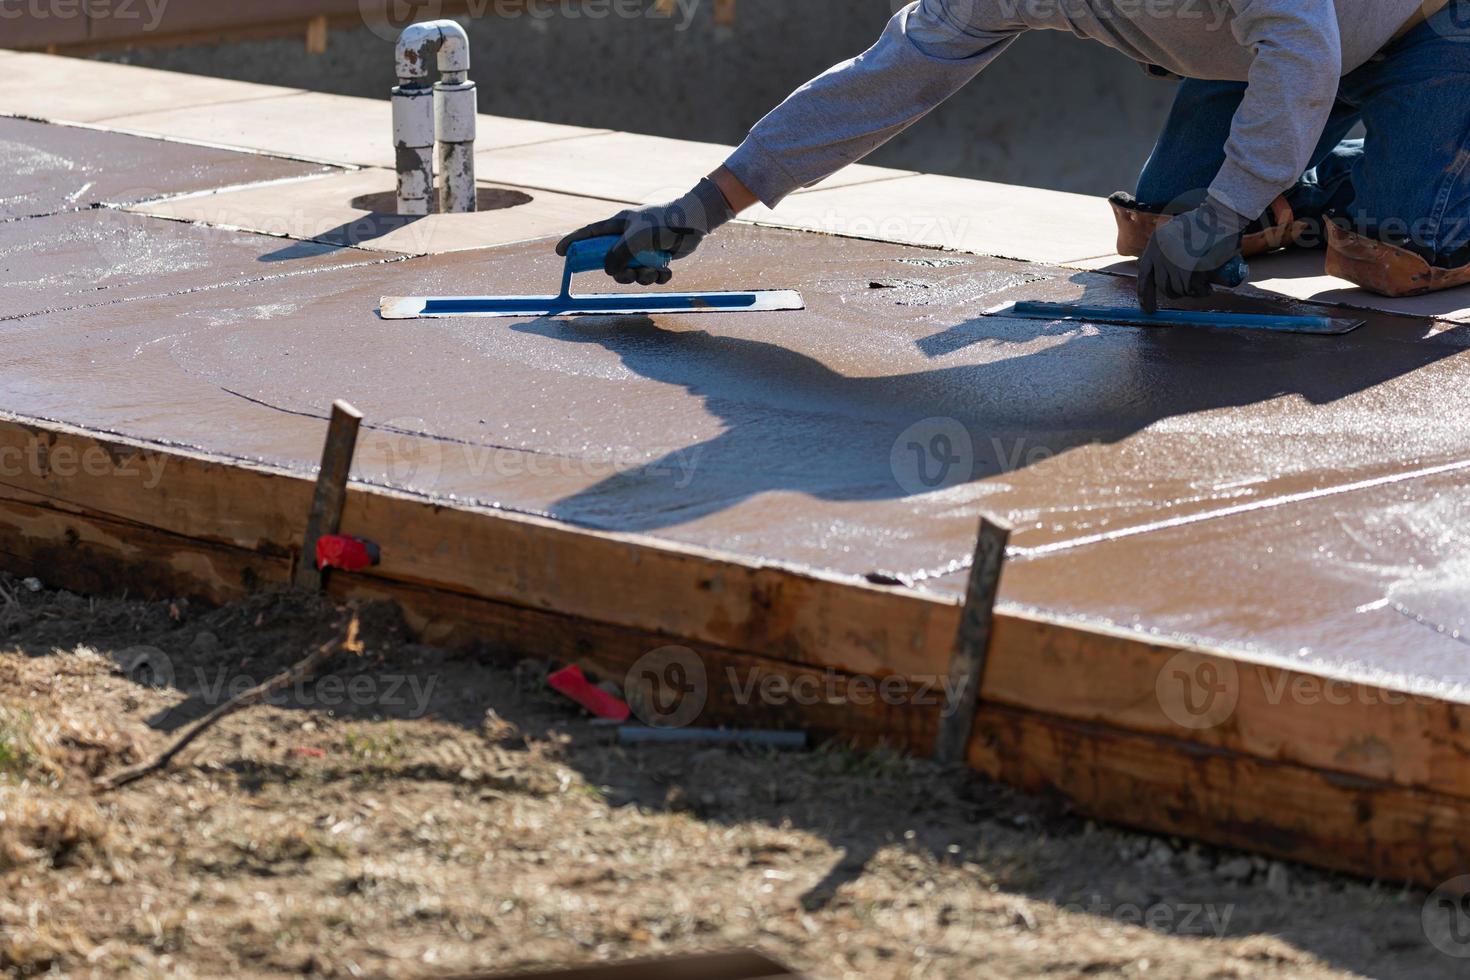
[379, 174, 802, 319]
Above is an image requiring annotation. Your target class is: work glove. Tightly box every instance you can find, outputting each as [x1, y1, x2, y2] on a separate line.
[556, 178, 736, 286]
[1137, 197, 1251, 314]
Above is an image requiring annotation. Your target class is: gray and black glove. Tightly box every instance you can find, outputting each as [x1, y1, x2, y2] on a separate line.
[1137, 197, 1250, 313]
[555, 178, 736, 286]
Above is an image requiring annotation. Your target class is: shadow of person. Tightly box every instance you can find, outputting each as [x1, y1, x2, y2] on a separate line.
[510, 286, 1458, 534]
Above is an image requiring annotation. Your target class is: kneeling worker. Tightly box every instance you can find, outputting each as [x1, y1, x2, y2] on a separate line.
[559, 0, 1469, 308]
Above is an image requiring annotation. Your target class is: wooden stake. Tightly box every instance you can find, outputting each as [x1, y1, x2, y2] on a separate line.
[934, 516, 1011, 764]
[294, 400, 362, 592]
[305, 15, 329, 54]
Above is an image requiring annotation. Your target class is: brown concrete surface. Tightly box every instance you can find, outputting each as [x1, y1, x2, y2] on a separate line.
[0, 209, 399, 321]
[8, 199, 1470, 689]
[125, 169, 633, 255]
[0, 116, 334, 220]
[6, 60, 1470, 699]
[982, 463, 1470, 696]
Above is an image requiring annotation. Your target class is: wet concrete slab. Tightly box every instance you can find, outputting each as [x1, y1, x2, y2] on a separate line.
[977, 464, 1470, 694]
[4, 224, 1468, 682]
[126, 169, 630, 255]
[1, 209, 399, 321]
[0, 117, 335, 221]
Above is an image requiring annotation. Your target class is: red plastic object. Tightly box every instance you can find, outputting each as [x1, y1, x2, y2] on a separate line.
[315, 535, 381, 572]
[546, 665, 631, 722]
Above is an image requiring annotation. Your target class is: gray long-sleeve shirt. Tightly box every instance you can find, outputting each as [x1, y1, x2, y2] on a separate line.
[725, 0, 1425, 220]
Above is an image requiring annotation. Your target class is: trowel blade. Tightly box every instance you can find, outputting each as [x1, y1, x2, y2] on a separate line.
[986, 300, 1363, 335]
[380, 290, 805, 320]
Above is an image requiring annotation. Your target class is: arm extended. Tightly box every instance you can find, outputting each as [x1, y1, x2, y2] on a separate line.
[723, 0, 1021, 209]
[558, 1, 1020, 281]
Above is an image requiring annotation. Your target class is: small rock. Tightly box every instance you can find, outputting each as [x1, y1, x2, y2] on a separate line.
[1144, 840, 1174, 867]
[191, 631, 220, 653]
[1180, 848, 1209, 875]
[1216, 857, 1253, 882]
[21, 577, 42, 592]
[1266, 862, 1291, 896]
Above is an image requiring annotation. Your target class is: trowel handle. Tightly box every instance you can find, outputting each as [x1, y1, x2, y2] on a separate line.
[1213, 255, 1250, 289]
[564, 235, 673, 276]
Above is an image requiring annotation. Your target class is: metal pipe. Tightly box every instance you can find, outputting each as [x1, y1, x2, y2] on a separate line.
[391, 82, 435, 215]
[393, 20, 477, 215]
[435, 72, 478, 213]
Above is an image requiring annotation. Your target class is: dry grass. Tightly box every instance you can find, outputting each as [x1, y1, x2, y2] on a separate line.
[0, 575, 1459, 979]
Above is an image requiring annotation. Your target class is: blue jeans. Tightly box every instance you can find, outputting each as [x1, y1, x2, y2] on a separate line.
[1136, 1, 1470, 267]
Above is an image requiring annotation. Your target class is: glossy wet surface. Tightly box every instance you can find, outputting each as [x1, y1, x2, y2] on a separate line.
[0, 116, 333, 220]
[0, 210, 396, 320]
[5, 121, 1469, 691]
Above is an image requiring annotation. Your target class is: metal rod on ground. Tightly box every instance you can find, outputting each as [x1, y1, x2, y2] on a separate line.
[934, 516, 1011, 764]
[294, 400, 363, 592]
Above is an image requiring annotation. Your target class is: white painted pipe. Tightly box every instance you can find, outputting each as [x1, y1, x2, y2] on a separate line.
[392, 83, 435, 215]
[435, 75, 478, 213]
[393, 20, 477, 216]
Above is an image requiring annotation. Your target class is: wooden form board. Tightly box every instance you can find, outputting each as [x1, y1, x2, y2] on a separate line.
[3, 408, 1468, 887]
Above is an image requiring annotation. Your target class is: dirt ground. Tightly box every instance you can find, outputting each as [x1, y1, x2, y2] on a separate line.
[0, 573, 1458, 979]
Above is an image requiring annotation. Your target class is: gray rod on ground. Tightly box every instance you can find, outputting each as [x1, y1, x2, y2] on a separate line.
[934, 516, 1011, 764]
[294, 399, 363, 592]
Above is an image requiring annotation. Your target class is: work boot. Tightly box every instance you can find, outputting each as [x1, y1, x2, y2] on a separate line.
[1325, 223, 1470, 297]
[1109, 192, 1309, 258]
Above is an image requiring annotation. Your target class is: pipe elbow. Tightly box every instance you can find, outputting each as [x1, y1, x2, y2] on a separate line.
[434, 21, 470, 74]
[395, 22, 438, 81]
[395, 20, 470, 81]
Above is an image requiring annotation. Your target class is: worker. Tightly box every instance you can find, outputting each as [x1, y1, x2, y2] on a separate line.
[559, 0, 1469, 307]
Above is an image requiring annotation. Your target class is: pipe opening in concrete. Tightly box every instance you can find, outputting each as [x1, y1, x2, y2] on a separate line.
[351, 187, 531, 215]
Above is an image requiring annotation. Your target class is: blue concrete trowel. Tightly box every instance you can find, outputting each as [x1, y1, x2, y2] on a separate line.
[380, 235, 805, 319]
